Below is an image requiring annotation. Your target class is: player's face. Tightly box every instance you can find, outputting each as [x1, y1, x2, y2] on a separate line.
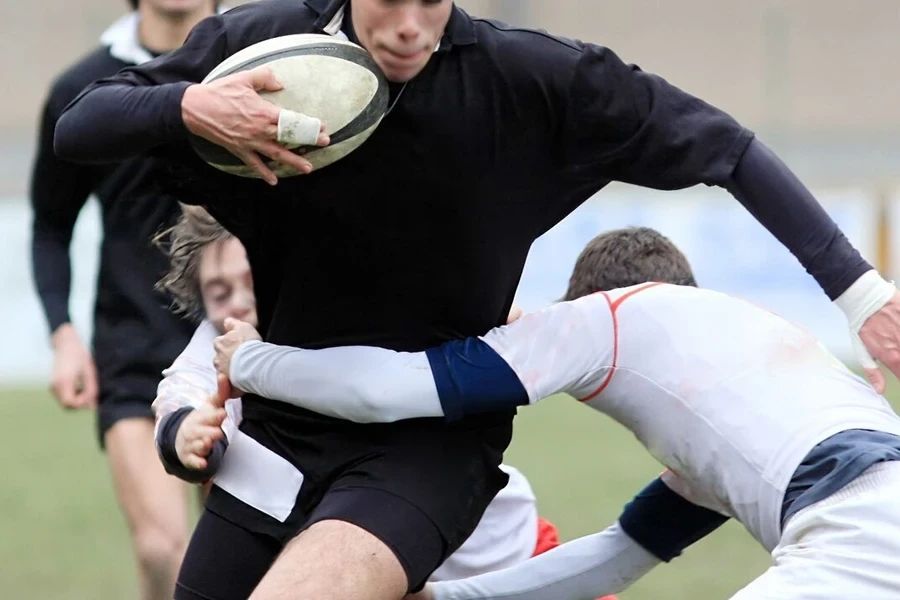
[351, 0, 452, 82]
[198, 238, 258, 333]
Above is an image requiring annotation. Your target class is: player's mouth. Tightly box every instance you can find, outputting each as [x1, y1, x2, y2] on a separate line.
[381, 47, 428, 65]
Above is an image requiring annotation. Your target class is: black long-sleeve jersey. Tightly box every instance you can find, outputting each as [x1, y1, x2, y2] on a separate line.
[31, 44, 195, 402]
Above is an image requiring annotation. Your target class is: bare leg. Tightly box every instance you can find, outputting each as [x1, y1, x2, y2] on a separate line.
[250, 520, 408, 600]
[105, 418, 191, 600]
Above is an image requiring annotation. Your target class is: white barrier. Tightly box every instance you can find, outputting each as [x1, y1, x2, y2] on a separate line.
[3, 185, 881, 385]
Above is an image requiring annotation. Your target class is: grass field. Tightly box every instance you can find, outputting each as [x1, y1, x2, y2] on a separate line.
[3, 379, 899, 599]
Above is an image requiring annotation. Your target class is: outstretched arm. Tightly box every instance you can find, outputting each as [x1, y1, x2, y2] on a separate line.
[230, 338, 446, 422]
[220, 300, 609, 422]
[423, 477, 728, 600]
[724, 139, 899, 390]
[428, 521, 657, 600]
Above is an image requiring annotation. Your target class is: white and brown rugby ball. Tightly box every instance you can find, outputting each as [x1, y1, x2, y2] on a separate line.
[190, 34, 390, 178]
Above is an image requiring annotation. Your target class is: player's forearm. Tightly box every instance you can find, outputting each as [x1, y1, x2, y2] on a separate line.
[152, 367, 215, 426]
[230, 304, 595, 423]
[152, 320, 221, 424]
[229, 340, 446, 422]
[54, 81, 192, 163]
[618, 476, 730, 562]
[430, 521, 659, 600]
[31, 225, 74, 333]
[726, 137, 871, 300]
[56, 13, 227, 164]
[155, 407, 227, 484]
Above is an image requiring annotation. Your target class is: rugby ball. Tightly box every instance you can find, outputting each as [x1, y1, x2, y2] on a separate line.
[190, 34, 390, 178]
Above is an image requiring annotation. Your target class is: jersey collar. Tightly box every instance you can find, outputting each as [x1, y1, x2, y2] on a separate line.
[101, 5, 231, 65]
[304, 0, 476, 51]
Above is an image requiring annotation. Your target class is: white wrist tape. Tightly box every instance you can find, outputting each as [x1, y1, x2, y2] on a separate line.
[834, 270, 896, 331]
[834, 270, 896, 369]
[276, 109, 321, 147]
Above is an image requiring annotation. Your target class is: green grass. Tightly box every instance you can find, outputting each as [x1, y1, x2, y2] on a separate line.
[2, 379, 899, 599]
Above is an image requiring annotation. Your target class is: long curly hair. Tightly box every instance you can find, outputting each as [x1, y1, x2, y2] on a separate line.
[153, 204, 233, 320]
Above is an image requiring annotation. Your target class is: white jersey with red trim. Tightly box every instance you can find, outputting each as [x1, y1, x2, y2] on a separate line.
[482, 283, 900, 551]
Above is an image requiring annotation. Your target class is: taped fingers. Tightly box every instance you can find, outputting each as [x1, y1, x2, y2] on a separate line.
[277, 109, 322, 147]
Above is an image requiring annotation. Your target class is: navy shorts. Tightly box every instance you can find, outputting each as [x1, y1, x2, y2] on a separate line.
[97, 393, 154, 448]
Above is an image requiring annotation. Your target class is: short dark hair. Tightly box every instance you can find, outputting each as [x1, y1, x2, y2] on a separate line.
[153, 204, 234, 320]
[562, 226, 698, 301]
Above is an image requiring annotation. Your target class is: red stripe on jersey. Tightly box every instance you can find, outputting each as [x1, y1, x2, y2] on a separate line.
[578, 282, 665, 402]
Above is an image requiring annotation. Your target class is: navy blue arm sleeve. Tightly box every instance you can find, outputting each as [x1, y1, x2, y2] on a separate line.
[618, 477, 729, 562]
[54, 15, 228, 164]
[726, 138, 872, 300]
[156, 407, 227, 484]
[424, 338, 528, 422]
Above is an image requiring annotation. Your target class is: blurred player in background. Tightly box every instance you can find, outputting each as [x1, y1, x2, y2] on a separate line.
[150, 206, 617, 596]
[215, 227, 900, 600]
[29, 1, 220, 599]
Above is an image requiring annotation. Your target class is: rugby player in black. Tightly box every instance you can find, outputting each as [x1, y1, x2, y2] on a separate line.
[53, 1, 900, 599]
[30, 1, 216, 598]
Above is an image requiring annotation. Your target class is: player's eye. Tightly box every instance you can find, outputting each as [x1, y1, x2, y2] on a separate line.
[204, 284, 232, 305]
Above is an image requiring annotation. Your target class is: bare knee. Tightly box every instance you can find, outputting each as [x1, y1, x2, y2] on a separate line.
[251, 520, 408, 600]
[133, 525, 188, 577]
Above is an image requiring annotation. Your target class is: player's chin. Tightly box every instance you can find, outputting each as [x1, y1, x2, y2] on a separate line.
[157, 0, 208, 15]
[374, 53, 430, 83]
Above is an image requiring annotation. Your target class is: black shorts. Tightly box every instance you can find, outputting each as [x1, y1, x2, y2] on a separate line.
[96, 393, 154, 448]
[176, 413, 513, 599]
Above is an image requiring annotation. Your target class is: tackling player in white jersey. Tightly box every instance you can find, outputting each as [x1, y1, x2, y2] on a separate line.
[212, 227, 900, 600]
[150, 206, 614, 592]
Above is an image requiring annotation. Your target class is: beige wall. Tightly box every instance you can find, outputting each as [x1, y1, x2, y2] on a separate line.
[526, 0, 900, 134]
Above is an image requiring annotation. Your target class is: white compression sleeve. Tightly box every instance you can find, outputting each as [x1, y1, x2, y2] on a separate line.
[430, 521, 660, 600]
[152, 320, 219, 435]
[229, 340, 445, 423]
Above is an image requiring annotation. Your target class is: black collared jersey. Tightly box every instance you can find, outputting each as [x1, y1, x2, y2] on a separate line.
[55, 0, 753, 427]
[32, 39, 195, 402]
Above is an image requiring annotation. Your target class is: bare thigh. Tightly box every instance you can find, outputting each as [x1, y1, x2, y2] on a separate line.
[105, 418, 192, 563]
[249, 519, 408, 600]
